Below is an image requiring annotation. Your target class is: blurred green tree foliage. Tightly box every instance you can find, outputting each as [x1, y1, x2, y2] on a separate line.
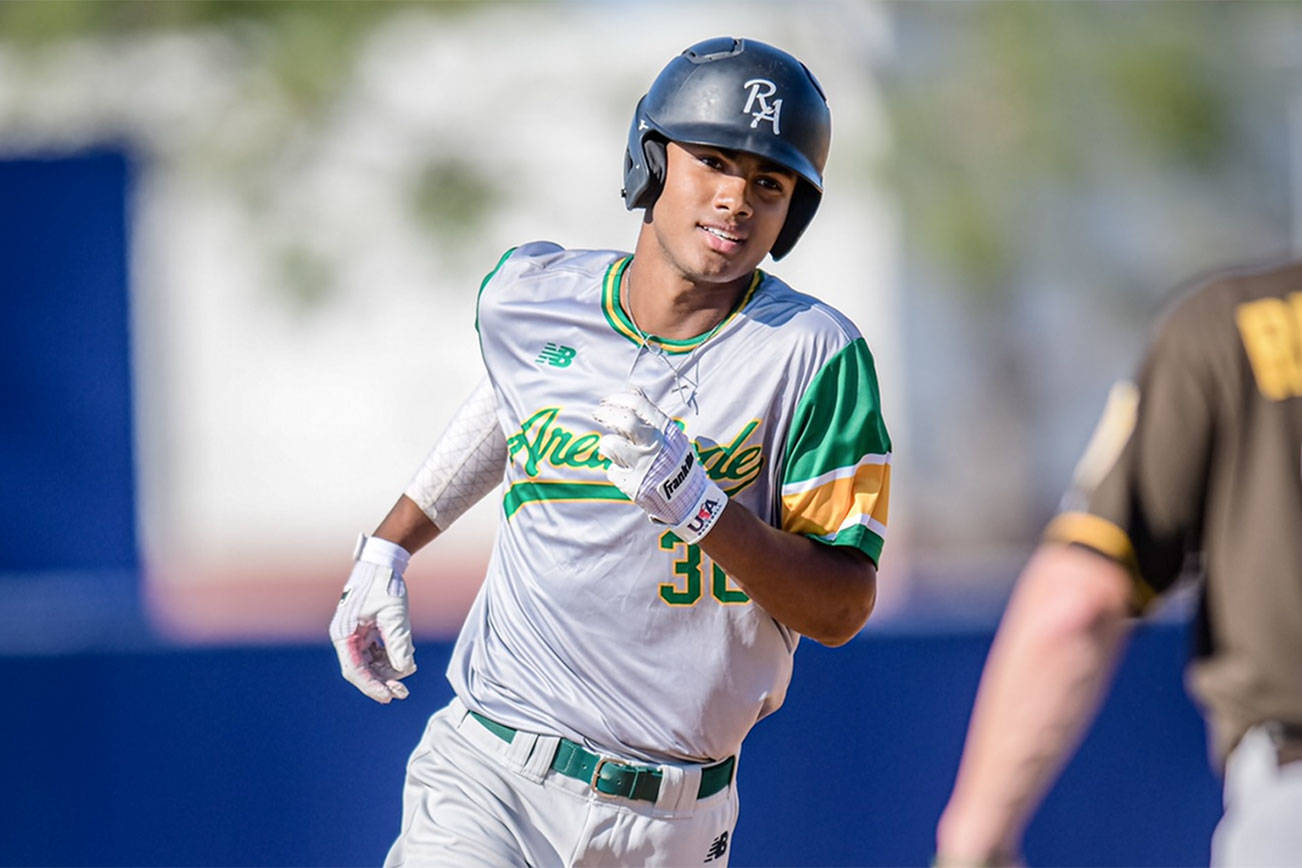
[0, 0, 497, 314]
[882, 1, 1254, 300]
[0, 1, 474, 111]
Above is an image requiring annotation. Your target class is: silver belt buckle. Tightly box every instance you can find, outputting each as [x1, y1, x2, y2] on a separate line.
[589, 756, 623, 798]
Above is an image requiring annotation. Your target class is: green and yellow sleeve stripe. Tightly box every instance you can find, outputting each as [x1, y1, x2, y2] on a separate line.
[781, 337, 892, 563]
[781, 453, 891, 556]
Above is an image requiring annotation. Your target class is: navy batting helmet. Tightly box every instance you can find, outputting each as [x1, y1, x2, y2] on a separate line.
[622, 37, 831, 260]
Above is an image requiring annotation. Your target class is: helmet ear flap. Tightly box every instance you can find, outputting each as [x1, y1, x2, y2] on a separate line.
[626, 135, 667, 210]
[769, 181, 821, 260]
[643, 137, 667, 189]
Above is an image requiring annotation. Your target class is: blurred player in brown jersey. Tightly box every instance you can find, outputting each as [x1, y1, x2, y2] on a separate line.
[936, 261, 1302, 866]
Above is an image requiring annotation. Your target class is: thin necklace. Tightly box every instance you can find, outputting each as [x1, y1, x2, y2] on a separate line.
[622, 268, 706, 415]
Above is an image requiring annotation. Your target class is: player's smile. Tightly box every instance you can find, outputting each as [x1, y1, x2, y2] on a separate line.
[699, 222, 747, 254]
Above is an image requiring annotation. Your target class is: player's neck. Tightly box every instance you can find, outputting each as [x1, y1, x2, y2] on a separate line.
[622, 251, 752, 342]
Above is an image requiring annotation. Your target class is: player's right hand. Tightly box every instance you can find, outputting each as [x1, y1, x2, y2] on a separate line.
[592, 388, 727, 543]
[329, 534, 417, 704]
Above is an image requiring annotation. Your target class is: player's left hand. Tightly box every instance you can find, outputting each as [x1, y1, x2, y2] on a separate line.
[329, 535, 417, 704]
[592, 388, 727, 544]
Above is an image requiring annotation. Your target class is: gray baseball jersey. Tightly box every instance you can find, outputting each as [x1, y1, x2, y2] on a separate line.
[447, 242, 891, 764]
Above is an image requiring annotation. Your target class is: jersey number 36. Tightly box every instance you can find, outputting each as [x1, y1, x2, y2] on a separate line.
[658, 531, 750, 607]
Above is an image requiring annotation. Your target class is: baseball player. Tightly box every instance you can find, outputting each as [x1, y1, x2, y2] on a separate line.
[329, 37, 891, 866]
[935, 261, 1302, 865]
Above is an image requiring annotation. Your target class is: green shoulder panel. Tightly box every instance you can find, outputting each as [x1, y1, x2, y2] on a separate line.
[782, 337, 891, 485]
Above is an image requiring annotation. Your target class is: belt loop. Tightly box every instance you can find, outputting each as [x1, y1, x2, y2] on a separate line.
[448, 696, 470, 727]
[504, 727, 538, 771]
[455, 707, 516, 762]
[655, 762, 700, 813]
[519, 734, 560, 784]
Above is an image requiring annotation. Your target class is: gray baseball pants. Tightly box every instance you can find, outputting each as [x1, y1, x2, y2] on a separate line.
[384, 696, 740, 867]
[1211, 724, 1302, 866]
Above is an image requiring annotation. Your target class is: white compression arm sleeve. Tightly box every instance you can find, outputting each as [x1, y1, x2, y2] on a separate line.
[404, 377, 508, 531]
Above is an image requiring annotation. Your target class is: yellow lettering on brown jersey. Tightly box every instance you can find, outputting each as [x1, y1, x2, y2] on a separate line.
[1235, 293, 1302, 400]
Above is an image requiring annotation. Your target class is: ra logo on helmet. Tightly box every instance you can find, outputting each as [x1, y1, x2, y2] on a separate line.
[742, 78, 782, 134]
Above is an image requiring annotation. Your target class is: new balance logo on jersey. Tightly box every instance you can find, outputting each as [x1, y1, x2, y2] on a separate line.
[685, 498, 721, 536]
[742, 78, 781, 134]
[662, 452, 695, 499]
[535, 343, 576, 368]
[703, 831, 729, 862]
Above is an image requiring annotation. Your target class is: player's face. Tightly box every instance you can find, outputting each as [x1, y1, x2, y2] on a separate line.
[648, 142, 796, 285]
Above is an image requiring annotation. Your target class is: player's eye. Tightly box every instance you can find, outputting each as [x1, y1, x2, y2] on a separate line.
[755, 174, 791, 195]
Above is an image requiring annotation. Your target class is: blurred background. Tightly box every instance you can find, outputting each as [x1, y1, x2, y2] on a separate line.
[3, 0, 1291, 864]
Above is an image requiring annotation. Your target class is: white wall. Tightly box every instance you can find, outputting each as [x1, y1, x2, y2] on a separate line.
[0, 1, 903, 638]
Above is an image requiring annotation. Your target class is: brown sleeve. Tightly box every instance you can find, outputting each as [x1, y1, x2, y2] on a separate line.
[1046, 295, 1215, 607]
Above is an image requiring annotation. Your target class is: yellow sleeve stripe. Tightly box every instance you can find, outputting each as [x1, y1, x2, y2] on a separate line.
[780, 452, 891, 496]
[808, 512, 888, 543]
[781, 462, 890, 539]
[1043, 511, 1157, 609]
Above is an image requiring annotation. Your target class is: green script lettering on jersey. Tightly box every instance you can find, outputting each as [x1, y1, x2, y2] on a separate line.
[505, 406, 765, 494]
[696, 419, 764, 493]
[506, 408, 612, 476]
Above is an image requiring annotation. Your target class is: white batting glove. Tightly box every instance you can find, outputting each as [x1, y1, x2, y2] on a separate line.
[592, 388, 728, 544]
[329, 534, 417, 704]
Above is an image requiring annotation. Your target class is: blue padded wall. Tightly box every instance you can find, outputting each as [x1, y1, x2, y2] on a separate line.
[1, 152, 138, 572]
[0, 623, 1220, 867]
[0, 152, 143, 647]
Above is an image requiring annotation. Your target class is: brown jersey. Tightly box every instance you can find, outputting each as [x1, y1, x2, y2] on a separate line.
[1044, 261, 1302, 765]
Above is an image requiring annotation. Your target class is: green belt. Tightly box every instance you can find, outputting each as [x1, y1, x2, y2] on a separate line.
[469, 711, 735, 802]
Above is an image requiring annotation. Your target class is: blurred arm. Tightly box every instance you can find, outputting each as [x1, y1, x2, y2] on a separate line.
[935, 543, 1134, 864]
